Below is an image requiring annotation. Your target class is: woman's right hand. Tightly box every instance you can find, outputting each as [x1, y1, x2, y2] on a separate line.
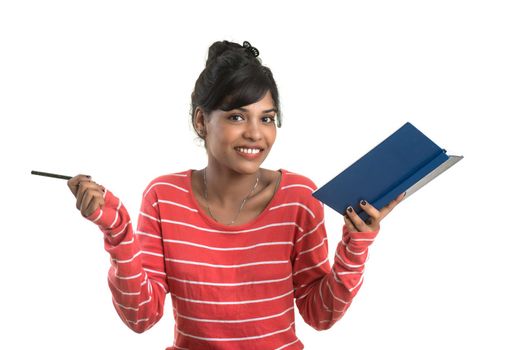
[67, 174, 106, 218]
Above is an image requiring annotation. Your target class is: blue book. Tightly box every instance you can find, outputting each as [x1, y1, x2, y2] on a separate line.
[312, 122, 463, 220]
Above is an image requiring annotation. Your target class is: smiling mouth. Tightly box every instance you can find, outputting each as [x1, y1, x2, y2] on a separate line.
[235, 147, 263, 154]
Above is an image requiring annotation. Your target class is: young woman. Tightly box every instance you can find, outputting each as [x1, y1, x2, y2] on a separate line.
[68, 40, 404, 350]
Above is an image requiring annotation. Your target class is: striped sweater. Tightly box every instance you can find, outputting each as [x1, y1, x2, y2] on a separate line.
[86, 169, 379, 350]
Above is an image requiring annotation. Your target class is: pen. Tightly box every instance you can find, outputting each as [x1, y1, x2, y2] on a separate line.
[31, 170, 74, 180]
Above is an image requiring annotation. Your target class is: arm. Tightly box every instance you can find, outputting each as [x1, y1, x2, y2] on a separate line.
[293, 192, 405, 331]
[292, 199, 377, 331]
[85, 186, 169, 333]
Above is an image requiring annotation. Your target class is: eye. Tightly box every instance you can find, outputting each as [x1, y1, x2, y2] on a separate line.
[228, 114, 244, 122]
[262, 115, 276, 124]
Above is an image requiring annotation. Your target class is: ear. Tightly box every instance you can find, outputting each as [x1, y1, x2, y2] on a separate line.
[194, 107, 207, 137]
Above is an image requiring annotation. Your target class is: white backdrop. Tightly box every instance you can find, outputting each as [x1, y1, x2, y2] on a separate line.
[1, 1, 523, 349]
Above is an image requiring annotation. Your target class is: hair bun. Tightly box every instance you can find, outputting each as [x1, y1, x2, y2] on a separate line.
[205, 41, 241, 67]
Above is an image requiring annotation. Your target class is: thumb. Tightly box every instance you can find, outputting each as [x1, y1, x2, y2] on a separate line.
[67, 174, 91, 196]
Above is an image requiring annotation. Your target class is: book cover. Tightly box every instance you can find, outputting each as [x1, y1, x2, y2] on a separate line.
[312, 122, 463, 220]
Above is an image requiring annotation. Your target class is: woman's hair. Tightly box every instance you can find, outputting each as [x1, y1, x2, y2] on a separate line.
[190, 40, 282, 139]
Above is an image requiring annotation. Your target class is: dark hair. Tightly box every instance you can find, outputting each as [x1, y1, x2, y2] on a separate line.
[190, 40, 282, 139]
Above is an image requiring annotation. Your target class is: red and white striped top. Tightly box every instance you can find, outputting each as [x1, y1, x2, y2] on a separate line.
[86, 169, 379, 350]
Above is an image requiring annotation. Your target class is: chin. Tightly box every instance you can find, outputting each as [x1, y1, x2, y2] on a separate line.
[233, 160, 266, 175]
[231, 151, 270, 174]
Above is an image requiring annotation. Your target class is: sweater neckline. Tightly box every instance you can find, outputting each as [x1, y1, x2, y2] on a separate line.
[186, 169, 286, 232]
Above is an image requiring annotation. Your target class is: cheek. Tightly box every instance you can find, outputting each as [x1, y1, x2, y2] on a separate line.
[266, 128, 277, 146]
[207, 127, 236, 151]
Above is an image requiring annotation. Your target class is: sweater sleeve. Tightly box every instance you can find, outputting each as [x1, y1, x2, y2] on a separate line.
[292, 192, 378, 331]
[85, 186, 169, 333]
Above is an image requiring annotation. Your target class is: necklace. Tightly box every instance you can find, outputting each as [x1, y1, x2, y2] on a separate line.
[203, 168, 260, 225]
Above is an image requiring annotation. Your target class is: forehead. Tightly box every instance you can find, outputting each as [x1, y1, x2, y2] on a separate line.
[231, 90, 275, 112]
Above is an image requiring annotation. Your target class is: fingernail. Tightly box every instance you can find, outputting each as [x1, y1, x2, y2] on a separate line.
[360, 200, 367, 206]
[346, 206, 353, 213]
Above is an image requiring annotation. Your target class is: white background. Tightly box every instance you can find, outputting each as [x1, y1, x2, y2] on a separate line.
[1, 1, 523, 349]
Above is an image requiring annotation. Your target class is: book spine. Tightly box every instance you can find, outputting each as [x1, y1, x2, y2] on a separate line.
[357, 150, 449, 221]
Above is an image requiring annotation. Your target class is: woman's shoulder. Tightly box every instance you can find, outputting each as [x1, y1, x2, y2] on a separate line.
[277, 169, 321, 209]
[142, 169, 192, 197]
[277, 169, 324, 220]
[153, 169, 191, 181]
[279, 169, 318, 192]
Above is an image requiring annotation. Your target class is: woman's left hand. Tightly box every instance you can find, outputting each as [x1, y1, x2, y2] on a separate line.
[344, 192, 406, 233]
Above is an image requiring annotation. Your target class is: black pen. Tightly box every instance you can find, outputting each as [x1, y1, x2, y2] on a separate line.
[31, 170, 74, 180]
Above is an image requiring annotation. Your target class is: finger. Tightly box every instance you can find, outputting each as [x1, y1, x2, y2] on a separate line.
[344, 214, 358, 233]
[80, 190, 93, 217]
[359, 200, 382, 229]
[75, 181, 99, 211]
[67, 176, 79, 195]
[98, 184, 106, 197]
[359, 200, 381, 221]
[67, 174, 91, 196]
[81, 191, 104, 217]
[380, 192, 406, 218]
[345, 206, 368, 232]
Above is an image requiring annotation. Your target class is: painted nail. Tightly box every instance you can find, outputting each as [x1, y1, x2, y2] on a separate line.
[360, 200, 367, 206]
[346, 206, 353, 213]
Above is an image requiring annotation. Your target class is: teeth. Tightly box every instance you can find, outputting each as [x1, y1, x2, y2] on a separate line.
[237, 147, 261, 154]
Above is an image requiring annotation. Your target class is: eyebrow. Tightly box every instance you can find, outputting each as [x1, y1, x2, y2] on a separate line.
[237, 107, 278, 113]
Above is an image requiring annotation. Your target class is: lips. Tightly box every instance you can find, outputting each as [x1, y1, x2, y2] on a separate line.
[235, 147, 262, 154]
[235, 146, 264, 159]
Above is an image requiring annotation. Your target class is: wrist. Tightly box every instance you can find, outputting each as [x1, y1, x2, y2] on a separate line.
[85, 189, 121, 229]
[343, 227, 379, 250]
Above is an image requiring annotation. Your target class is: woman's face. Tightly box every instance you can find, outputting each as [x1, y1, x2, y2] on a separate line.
[201, 90, 278, 175]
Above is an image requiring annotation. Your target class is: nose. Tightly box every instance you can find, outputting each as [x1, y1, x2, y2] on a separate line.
[243, 119, 262, 141]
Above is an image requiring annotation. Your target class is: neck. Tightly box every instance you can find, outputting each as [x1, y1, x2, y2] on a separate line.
[203, 162, 261, 206]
